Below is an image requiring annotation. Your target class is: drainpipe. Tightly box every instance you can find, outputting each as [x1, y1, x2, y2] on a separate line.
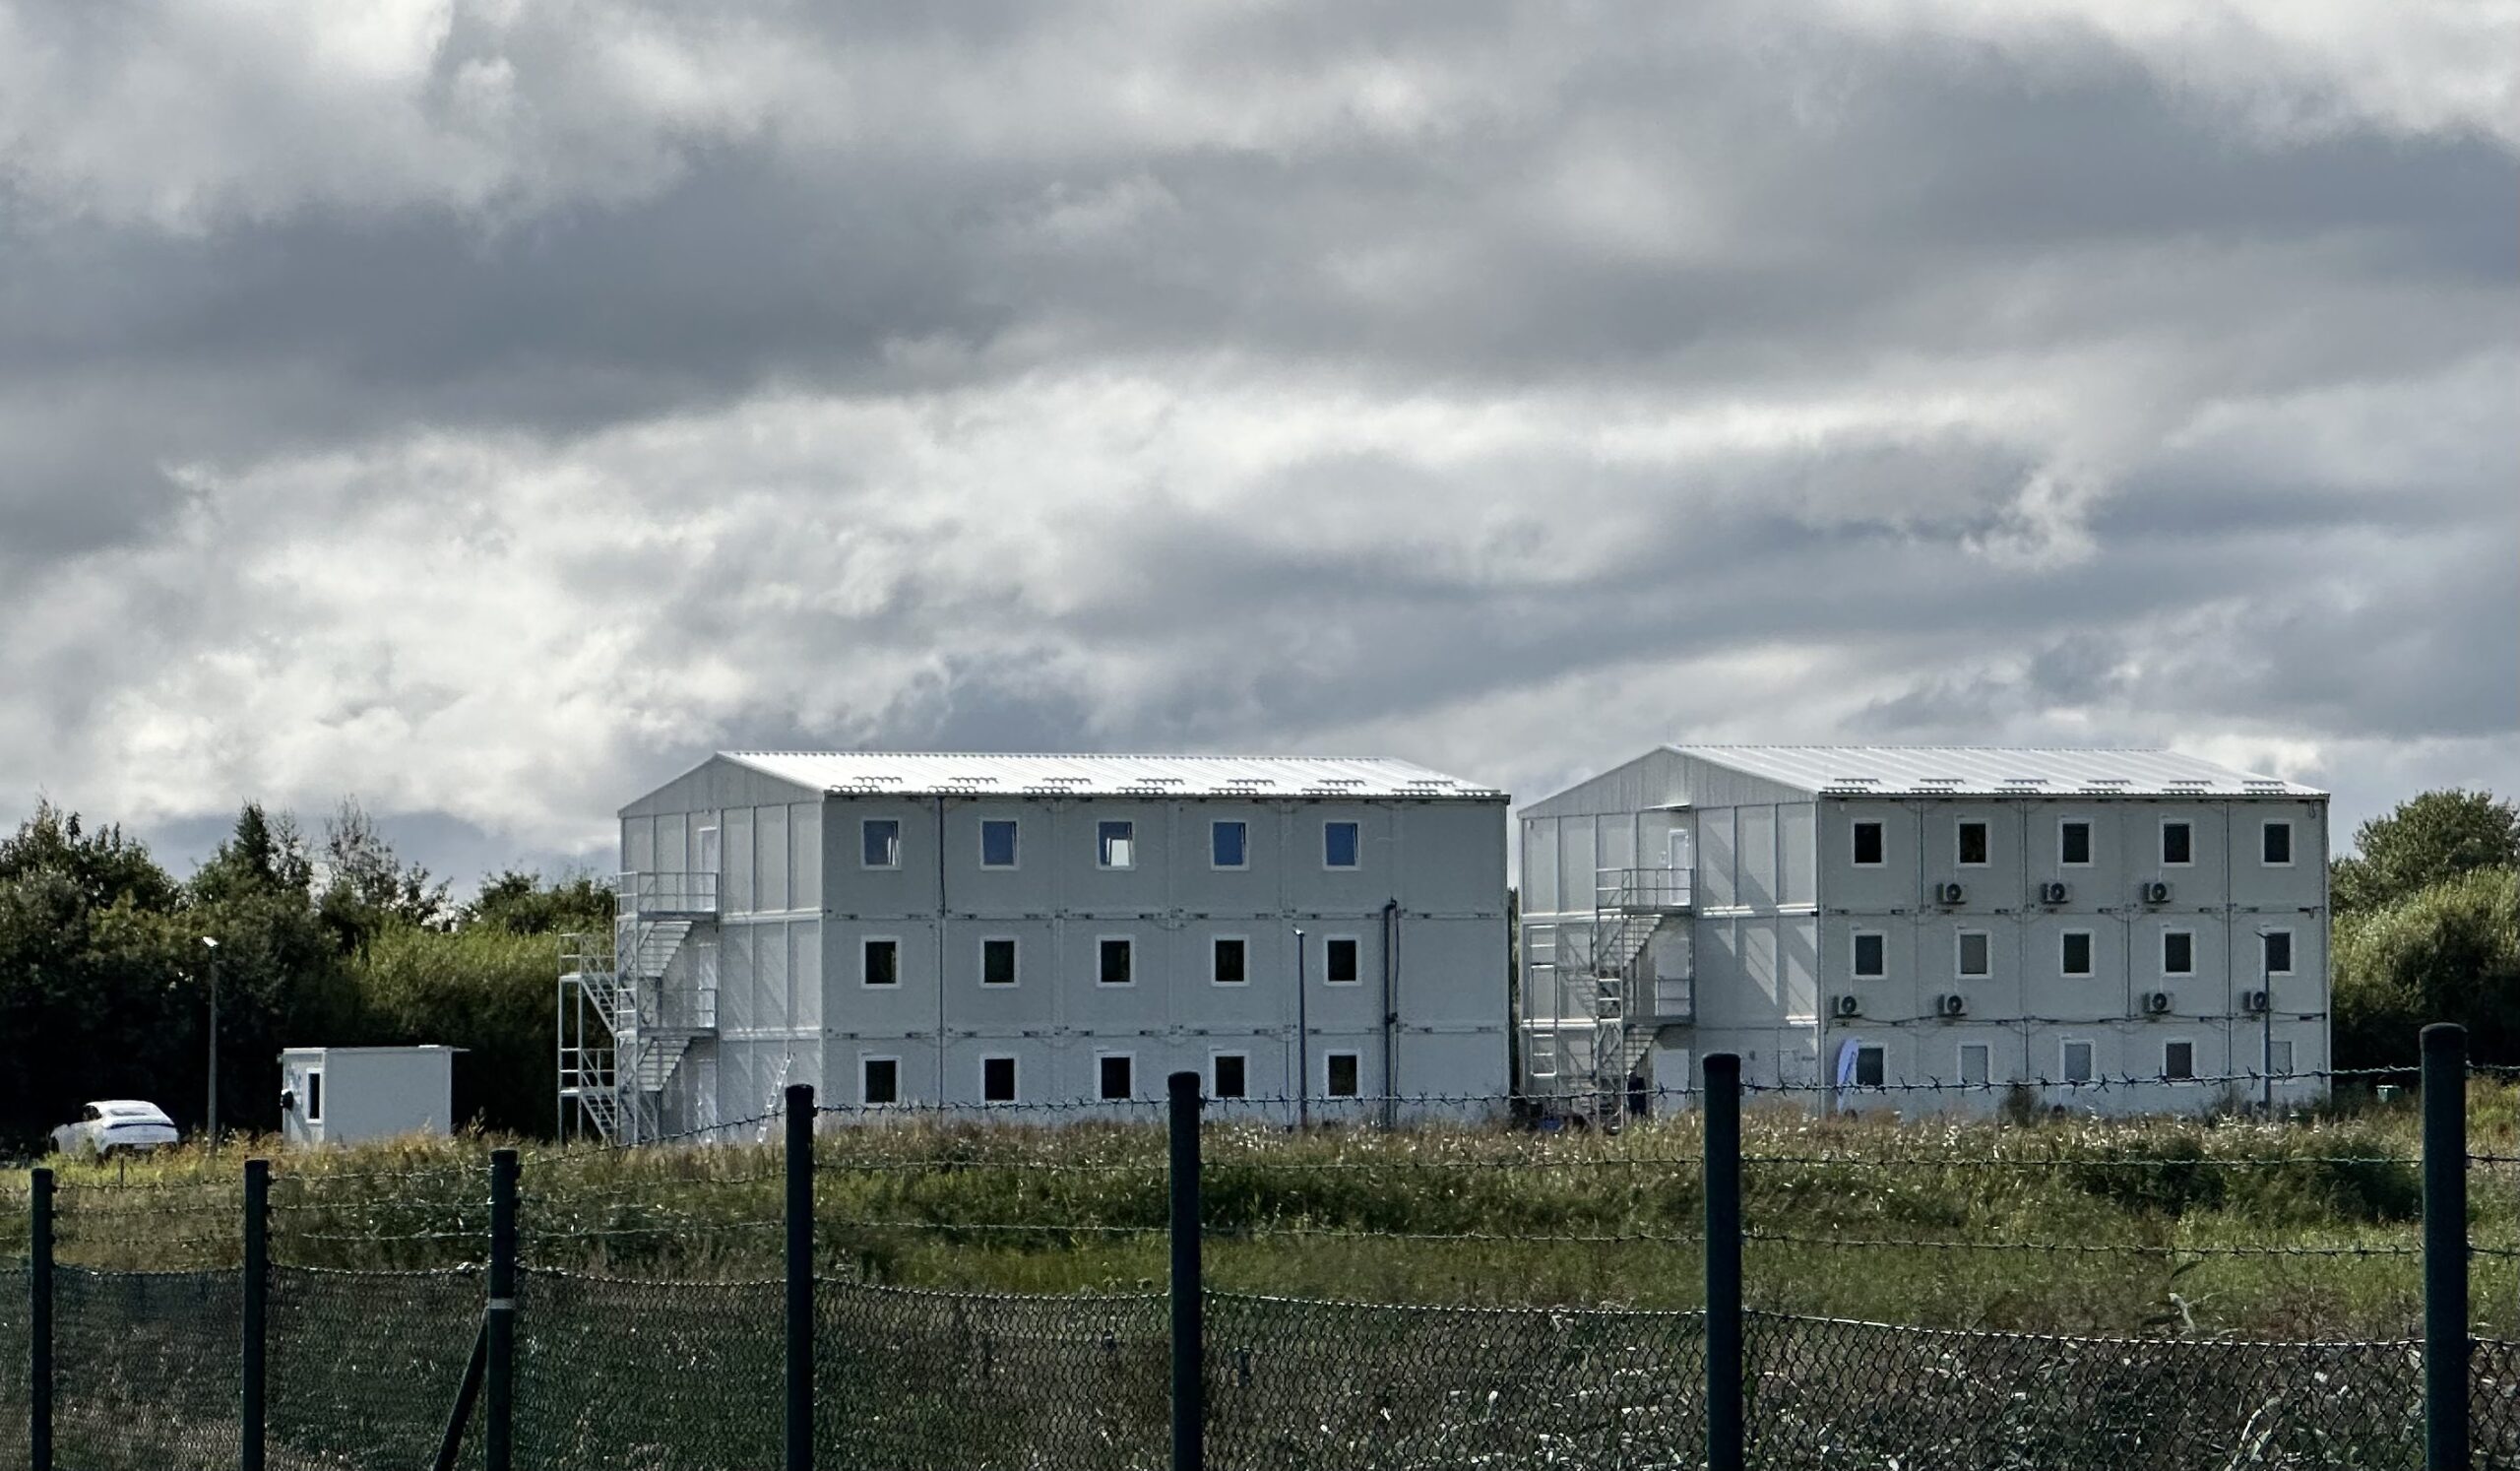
[1381, 898, 1400, 1128]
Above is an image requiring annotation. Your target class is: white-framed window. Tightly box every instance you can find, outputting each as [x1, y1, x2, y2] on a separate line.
[862, 936, 901, 988]
[2059, 819, 2093, 866]
[2060, 1039, 2095, 1085]
[2161, 819, 2194, 867]
[1098, 936, 1134, 987]
[1097, 1053, 1135, 1101]
[1323, 936, 1362, 985]
[2261, 928, 2295, 977]
[1957, 930, 1990, 978]
[862, 818, 902, 869]
[979, 818, 1019, 868]
[1211, 820, 1249, 869]
[1324, 1051, 1361, 1098]
[1323, 820, 1361, 869]
[2261, 820, 2294, 866]
[2060, 930, 2095, 978]
[2269, 1039, 2296, 1076]
[1957, 820, 1989, 866]
[2162, 1040, 2195, 1080]
[980, 1055, 1018, 1104]
[1958, 1043, 1991, 1088]
[1852, 821, 1885, 866]
[860, 1055, 901, 1107]
[1097, 820, 1135, 869]
[1210, 1052, 1249, 1100]
[1853, 931, 1886, 979]
[2162, 930, 2194, 977]
[980, 936, 1018, 988]
[1212, 936, 1248, 986]
[1853, 1046, 1886, 1087]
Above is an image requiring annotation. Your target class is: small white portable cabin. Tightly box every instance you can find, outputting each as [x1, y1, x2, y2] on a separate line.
[279, 1046, 461, 1145]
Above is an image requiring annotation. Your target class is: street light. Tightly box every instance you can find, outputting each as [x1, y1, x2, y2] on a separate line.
[1291, 926, 1309, 1130]
[201, 936, 221, 1147]
[2251, 926, 2275, 1118]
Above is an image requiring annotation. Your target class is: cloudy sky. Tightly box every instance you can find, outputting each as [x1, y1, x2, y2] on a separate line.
[3, 0, 2513, 885]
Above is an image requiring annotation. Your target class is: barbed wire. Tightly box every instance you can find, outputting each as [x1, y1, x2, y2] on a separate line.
[1743, 1064, 2423, 1097]
[1738, 1226, 2418, 1258]
[1741, 1153, 2421, 1171]
[1210, 1223, 1704, 1247]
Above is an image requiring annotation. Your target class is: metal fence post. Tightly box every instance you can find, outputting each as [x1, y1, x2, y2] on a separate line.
[2421, 1023, 2468, 1471]
[786, 1082, 815, 1471]
[242, 1158, 269, 1471]
[30, 1167, 51, 1471]
[1704, 1054, 1743, 1471]
[1168, 1070, 1206, 1471]
[485, 1147, 518, 1471]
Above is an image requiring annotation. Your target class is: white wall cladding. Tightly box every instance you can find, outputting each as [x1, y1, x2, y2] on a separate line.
[617, 752, 1509, 1128]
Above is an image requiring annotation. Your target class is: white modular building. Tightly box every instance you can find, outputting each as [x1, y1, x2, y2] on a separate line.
[1516, 746, 2330, 1116]
[279, 1046, 461, 1146]
[562, 752, 1510, 1141]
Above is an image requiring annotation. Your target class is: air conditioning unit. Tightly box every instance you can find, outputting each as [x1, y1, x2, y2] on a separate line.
[1935, 881, 1967, 906]
[2141, 991, 2174, 1016]
[2240, 990, 2271, 1013]
[1937, 992, 1968, 1018]
[2039, 881, 2070, 906]
[2141, 880, 2172, 906]
[1832, 993, 1861, 1019]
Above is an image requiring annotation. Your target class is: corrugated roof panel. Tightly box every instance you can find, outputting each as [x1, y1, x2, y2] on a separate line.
[719, 752, 1505, 799]
[1668, 745, 2323, 798]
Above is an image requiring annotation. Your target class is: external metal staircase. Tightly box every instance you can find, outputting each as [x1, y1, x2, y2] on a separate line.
[1586, 865, 1694, 1105]
[558, 871, 719, 1145]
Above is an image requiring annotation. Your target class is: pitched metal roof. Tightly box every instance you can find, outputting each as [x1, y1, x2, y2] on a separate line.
[719, 752, 1505, 799]
[1668, 745, 2323, 799]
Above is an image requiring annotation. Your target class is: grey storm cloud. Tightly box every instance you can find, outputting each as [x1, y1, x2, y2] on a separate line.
[0, 0, 2512, 880]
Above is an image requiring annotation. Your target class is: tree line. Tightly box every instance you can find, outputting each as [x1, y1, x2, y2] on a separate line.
[0, 798, 610, 1152]
[1, 788, 2513, 1151]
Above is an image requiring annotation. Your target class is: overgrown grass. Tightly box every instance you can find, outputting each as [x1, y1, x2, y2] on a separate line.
[15, 1083, 2515, 1339]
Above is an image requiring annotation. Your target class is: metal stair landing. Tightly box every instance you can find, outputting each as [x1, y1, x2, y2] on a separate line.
[557, 870, 720, 1145]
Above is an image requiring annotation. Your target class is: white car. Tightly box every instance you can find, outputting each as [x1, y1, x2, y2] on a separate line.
[51, 1100, 180, 1159]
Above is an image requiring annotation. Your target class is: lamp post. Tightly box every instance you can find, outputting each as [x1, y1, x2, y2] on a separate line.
[201, 935, 221, 1147]
[2253, 927, 2274, 1118]
[1292, 926, 1309, 1130]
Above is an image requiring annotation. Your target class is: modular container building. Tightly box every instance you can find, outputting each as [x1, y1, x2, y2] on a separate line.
[562, 752, 1511, 1141]
[1516, 746, 2330, 1117]
[278, 1046, 460, 1146]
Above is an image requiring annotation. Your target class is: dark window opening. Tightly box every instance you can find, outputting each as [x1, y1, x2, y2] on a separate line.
[2060, 821, 2092, 865]
[1854, 1047, 1885, 1087]
[1854, 933, 1885, 978]
[2262, 822, 2292, 865]
[1325, 938, 1360, 984]
[1324, 821, 1360, 868]
[1099, 938, 1133, 986]
[1958, 821, 1988, 865]
[2061, 931, 2094, 977]
[864, 939, 899, 988]
[861, 1058, 899, 1106]
[980, 819, 1019, 867]
[1853, 822, 1885, 865]
[982, 1056, 1017, 1103]
[2164, 931, 2193, 975]
[2164, 1042, 2195, 1080]
[1213, 937, 1246, 985]
[982, 938, 1017, 987]
[862, 819, 901, 868]
[1098, 1055, 1133, 1101]
[1326, 1053, 1360, 1098]
[2262, 931, 2293, 975]
[1212, 821, 1248, 867]
[1213, 1055, 1247, 1099]
[2163, 822, 2193, 865]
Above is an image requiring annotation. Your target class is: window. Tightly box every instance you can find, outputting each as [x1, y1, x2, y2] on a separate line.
[1959, 1044, 1991, 1087]
[1957, 820, 1989, 866]
[981, 1055, 1017, 1104]
[2261, 930, 2294, 977]
[863, 938, 900, 988]
[981, 937, 1017, 988]
[1099, 937, 1134, 987]
[1324, 821, 1360, 868]
[2262, 821, 2293, 866]
[305, 1070, 324, 1123]
[2269, 1040, 2295, 1076]
[1211, 820, 1248, 869]
[1853, 821, 1885, 866]
[2162, 821, 2193, 866]
[2162, 930, 2193, 976]
[1212, 937, 1247, 986]
[2059, 821, 2093, 866]
[1097, 821, 1135, 869]
[2060, 930, 2094, 977]
[2163, 1041, 2195, 1080]
[1853, 931, 1886, 979]
[1098, 1054, 1134, 1101]
[1212, 1053, 1248, 1099]
[1854, 1046, 1885, 1087]
[1325, 1052, 1360, 1098]
[1958, 930, 1990, 978]
[980, 819, 1019, 868]
[861, 1056, 900, 1106]
[862, 818, 901, 868]
[1325, 937, 1361, 985]
[2061, 1040, 2095, 1084]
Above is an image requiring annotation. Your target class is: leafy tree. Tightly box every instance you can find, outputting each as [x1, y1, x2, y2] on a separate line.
[2332, 789, 2520, 918]
[349, 923, 559, 1132]
[316, 797, 453, 950]
[465, 868, 616, 937]
[187, 803, 362, 1135]
[2332, 865, 2520, 1067]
